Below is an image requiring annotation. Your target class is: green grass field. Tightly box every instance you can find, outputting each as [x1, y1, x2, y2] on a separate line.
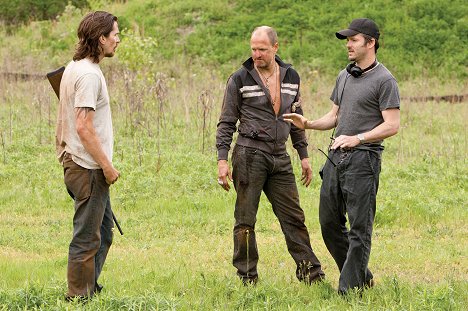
[0, 60, 466, 310]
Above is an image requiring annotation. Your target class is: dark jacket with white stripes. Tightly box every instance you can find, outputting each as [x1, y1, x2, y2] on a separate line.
[216, 55, 308, 161]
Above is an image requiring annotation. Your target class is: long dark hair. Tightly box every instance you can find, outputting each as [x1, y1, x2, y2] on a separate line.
[73, 11, 117, 63]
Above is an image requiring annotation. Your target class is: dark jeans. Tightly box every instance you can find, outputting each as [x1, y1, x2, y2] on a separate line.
[63, 154, 114, 297]
[319, 148, 381, 292]
[231, 145, 324, 283]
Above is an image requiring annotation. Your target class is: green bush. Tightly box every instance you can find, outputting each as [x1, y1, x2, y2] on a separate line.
[1, 0, 467, 80]
[0, 0, 88, 26]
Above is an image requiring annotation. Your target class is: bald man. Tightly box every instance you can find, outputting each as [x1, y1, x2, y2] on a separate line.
[216, 26, 325, 285]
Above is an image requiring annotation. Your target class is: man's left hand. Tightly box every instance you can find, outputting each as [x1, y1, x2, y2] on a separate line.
[331, 135, 360, 150]
[300, 158, 312, 187]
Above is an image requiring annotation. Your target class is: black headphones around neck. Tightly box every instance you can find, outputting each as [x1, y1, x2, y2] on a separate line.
[346, 60, 378, 77]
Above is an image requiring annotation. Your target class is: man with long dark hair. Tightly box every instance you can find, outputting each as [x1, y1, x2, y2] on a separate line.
[55, 11, 120, 300]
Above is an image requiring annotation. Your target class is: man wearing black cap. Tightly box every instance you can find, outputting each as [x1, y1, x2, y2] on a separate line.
[283, 18, 400, 294]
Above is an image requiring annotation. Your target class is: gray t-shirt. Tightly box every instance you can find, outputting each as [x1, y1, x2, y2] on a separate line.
[330, 63, 400, 144]
[56, 58, 113, 169]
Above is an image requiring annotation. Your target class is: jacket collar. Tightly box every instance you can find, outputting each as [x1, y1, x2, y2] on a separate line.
[242, 55, 292, 109]
[243, 55, 291, 90]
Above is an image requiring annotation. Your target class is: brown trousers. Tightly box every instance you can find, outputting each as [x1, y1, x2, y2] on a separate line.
[63, 154, 114, 297]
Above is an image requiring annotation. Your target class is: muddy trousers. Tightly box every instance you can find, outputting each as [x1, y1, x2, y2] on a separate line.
[319, 148, 380, 293]
[63, 155, 114, 297]
[231, 145, 324, 283]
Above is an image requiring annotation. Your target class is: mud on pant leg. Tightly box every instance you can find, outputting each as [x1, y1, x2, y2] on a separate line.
[264, 154, 324, 283]
[94, 195, 114, 288]
[231, 146, 267, 281]
[64, 158, 109, 297]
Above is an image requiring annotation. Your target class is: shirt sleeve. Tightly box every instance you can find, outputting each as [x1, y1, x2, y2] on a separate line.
[330, 71, 346, 106]
[74, 73, 101, 110]
[216, 76, 240, 161]
[379, 78, 400, 110]
[330, 79, 339, 105]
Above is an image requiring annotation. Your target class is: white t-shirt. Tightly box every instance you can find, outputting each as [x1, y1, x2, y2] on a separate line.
[56, 58, 113, 169]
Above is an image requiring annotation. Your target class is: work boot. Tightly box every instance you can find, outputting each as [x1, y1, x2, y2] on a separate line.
[94, 283, 103, 293]
[241, 276, 258, 286]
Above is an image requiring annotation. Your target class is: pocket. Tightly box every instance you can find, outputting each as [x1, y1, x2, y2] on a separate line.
[233, 146, 257, 186]
[366, 151, 381, 177]
[319, 165, 324, 180]
[232, 144, 239, 162]
[238, 122, 274, 142]
[64, 162, 92, 201]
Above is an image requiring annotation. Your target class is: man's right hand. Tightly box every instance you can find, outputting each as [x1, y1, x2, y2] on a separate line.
[282, 113, 308, 129]
[103, 165, 120, 185]
[217, 160, 232, 191]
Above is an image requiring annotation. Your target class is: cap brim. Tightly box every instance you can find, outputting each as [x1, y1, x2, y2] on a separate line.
[335, 29, 359, 39]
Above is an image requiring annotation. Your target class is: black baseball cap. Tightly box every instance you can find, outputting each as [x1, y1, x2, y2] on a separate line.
[336, 18, 380, 40]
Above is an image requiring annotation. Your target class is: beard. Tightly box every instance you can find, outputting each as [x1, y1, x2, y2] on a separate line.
[102, 44, 117, 58]
[104, 51, 115, 58]
[254, 58, 272, 69]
